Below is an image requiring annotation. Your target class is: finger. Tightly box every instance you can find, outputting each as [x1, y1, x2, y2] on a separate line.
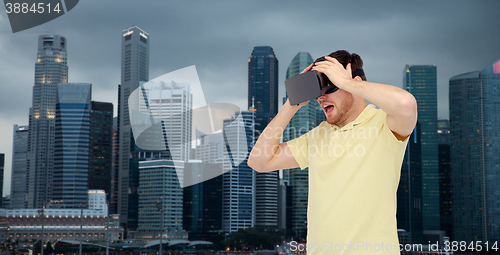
[346, 63, 352, 76]
[325, 56, 340, 65]
[300, 63, 314, 74]
[311, 61, 332, 68]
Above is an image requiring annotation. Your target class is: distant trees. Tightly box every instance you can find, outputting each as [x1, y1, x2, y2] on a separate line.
[222, 227, 295, 251]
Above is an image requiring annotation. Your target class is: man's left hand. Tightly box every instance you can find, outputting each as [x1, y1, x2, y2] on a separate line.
[312, 56, 354, 89]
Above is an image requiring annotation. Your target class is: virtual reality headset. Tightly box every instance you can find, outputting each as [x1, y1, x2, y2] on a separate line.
[285, 56, 365, 106]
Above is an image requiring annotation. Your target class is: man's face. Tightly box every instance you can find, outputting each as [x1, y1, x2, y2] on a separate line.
[317, 89, 354, 126]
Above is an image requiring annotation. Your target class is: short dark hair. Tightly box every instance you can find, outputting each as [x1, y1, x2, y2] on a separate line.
[327, 50, 366, 81]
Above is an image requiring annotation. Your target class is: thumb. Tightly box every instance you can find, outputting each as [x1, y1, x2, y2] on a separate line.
[346, 63, 352, 77]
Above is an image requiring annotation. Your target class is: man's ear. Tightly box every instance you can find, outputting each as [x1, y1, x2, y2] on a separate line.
[354, 76, 363, 81]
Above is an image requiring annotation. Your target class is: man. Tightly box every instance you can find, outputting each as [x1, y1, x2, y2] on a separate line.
[248, 50, 417, 254]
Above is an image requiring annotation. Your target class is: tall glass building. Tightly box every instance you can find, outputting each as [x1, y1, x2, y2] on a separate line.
[89, 101, 114, 202]
[282, 52, 315, 237]
[53, 83, 92, 208]
[27, 35, 68, 209]
[183, 162, 223, 239]
[118, 26, 150, 232]
[110, 87, 120, 215]
[0, 154, 3, 208]
[248, 47, 279, 230]
[248, 46, 278, 135]
[127, 79, 193, 235]
[449, 59, 500, 242]
[437, 120, 452, 239]
[222, 111, 255, 233]
[136, 160, 187, 240]
[10, 125, 29, 209]
[398, 122, 423, 244]
[403, 65, 440, 231]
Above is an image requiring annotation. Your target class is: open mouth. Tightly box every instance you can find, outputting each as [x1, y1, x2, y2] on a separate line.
[323, 104, 334, 114]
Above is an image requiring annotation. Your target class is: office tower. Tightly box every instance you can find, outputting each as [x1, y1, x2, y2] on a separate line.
[89, 101, 114, 202]
[403, 65, 440, 231]
[248, 46, 278, 135]
[27, 35, 68, 208]
[88, 190, 108, 214]
[127, 79, 192, 236]
[438, 120, 452, 239]
[398, 122, 423, 244]
[136, 160, 187, 240]
[449, 59, 500, 242]
[195, 132, 224, 164]
[222, 111, 255, 233]
[10, 125, 29, 209]
[0, 154, 3, 208]
[2, 196, 10, 209]
[118, 26, 149, 230]
[52, 83, 91, 208]
[248, 46, 279, 230]
[110, 85, 120, 215]
[277, 179, 293, 230]
[282, 52, 315, 237]
[137, 81, 192, 161]
[183, 161, 223, 241]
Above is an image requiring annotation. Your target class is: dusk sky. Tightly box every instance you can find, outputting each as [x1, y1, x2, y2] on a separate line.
[1, 0, 500, 195]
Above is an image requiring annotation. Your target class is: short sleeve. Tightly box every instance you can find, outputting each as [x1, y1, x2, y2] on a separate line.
[380, 112, 410, 151]
[286, 132, 310, 170]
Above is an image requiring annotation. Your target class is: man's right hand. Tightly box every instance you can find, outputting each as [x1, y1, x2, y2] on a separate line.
[247, 62, 315, 173]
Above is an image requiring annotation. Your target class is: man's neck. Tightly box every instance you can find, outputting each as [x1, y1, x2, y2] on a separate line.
[335, 101, 368, 128]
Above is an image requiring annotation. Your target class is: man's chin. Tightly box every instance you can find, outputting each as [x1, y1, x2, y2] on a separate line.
[325, 115, 340, 126]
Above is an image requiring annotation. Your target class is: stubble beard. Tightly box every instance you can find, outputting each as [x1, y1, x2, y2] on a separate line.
[325, 94, 354, 126]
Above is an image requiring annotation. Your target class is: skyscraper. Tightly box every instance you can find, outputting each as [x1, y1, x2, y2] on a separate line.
[403, 65, 440, 231]
[110, 86, 120, 215]
[10, 125, 29, 209]
[27, 35, 68, 208]
[222, 111, 255, 233]
[248, 46, 278, 135]
[89, 101, 114, 202]
[437, 119, 452, 239]
[137, 80, 192, 161]
[449, 58, 500, 242]
[195, 132, 224, 164]
[126, 78, 193, 237]
[398, 122, 423, 244]
[183, 161, 223, 240]
[52, 83, 91, 208]
[248, 46, 279, 230]
[136, 160, 187, 240]
[0, 154, 4, 208]
[282, 52, 315, 237]
[118, 26, 149, 230]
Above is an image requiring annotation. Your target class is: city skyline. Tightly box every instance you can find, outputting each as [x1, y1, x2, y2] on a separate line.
[1, 1, 500, 195]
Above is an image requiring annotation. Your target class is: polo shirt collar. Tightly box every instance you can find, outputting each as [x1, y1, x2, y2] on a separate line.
[330, 104, 377, 131]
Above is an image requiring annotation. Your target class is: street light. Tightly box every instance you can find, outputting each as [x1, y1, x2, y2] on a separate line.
[106, 201, 110, 255]
[156, 197, 163, 255]
[79, 205, 83, 255]
[36, 207, 45, 255]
